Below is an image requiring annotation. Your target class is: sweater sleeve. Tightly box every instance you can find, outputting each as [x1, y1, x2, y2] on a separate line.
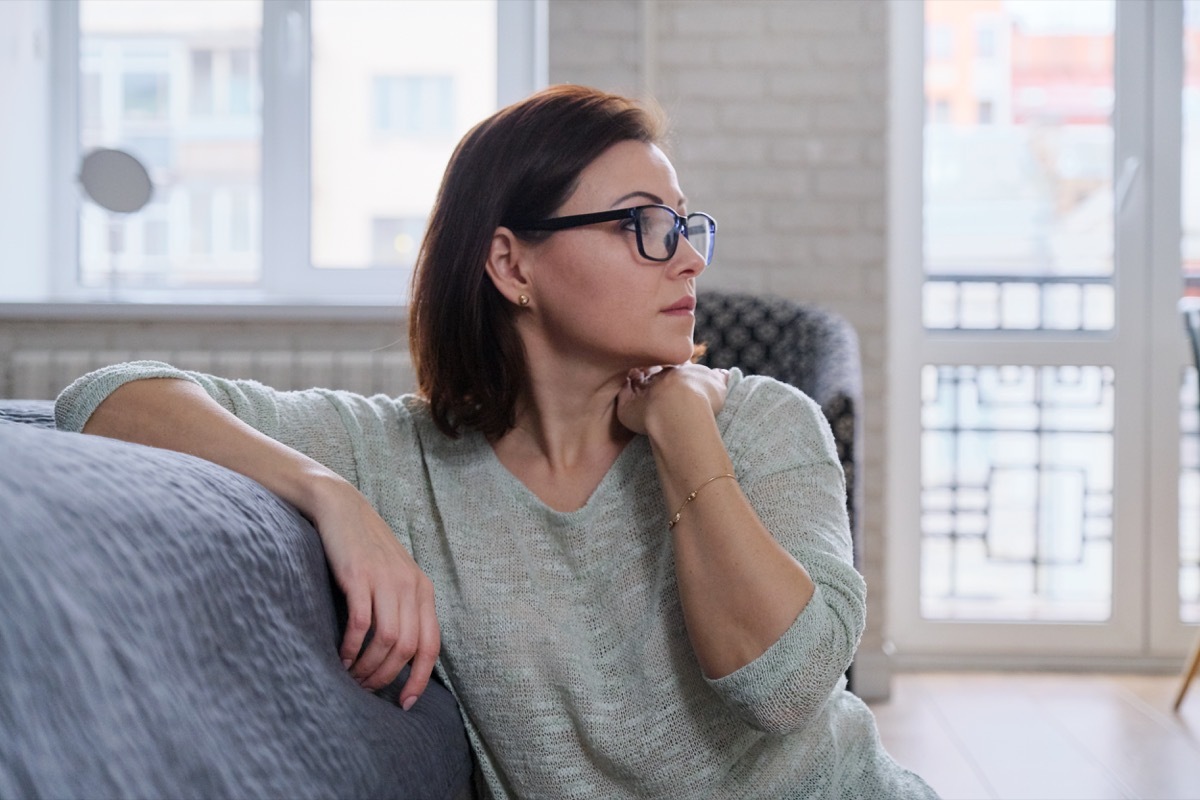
[704, 374, 866, 735]
[55, 360, 396, 493]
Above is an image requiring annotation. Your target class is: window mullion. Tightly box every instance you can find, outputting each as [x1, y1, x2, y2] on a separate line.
[260, 0, 311, 299]
[50, 0, 81, 298]
[496, 0, 547, 107]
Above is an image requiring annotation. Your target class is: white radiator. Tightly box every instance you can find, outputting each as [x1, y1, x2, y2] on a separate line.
[9, 349, 416, 400]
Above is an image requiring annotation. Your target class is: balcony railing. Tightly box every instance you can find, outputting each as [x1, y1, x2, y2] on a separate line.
[924, 273, 1113, 332]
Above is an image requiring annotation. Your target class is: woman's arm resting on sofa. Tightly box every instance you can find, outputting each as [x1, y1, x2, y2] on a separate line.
[84, 378, 439, 710]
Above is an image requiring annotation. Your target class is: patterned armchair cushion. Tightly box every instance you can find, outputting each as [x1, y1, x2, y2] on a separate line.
[694, 291, 863, 568]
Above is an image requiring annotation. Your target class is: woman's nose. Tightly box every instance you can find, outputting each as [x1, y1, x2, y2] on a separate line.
[673, 235, 708, 277]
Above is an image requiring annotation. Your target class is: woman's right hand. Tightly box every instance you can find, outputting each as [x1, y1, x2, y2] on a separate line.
[305, 474, 440, 711]
[616, 362, 730, 438]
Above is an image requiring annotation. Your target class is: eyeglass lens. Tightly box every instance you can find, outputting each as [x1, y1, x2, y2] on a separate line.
[685, 214, 715, 264]
[636, 207, 714, 264]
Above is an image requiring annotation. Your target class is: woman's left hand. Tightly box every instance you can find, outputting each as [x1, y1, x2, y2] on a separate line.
[616, 363, 730, 436]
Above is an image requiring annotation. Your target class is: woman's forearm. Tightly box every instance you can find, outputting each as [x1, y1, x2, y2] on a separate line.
[83, 376, 440, 705]
[645, 394, 816, 680]
[83, 377, 346, 520]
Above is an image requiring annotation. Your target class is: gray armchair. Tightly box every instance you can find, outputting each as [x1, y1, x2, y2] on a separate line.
[694, 291, 863, 571]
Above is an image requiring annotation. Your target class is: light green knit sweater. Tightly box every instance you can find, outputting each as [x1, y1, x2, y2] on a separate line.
[57, 363, 937, 800]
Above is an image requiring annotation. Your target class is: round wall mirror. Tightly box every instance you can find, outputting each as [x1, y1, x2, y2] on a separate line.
[78, 148, 153, 214]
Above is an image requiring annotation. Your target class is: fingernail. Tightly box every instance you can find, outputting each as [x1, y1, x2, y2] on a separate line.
[342, 658, 352, 669]
[402, 696, 417, 712]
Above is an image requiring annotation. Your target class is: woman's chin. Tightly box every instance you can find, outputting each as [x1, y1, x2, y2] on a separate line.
[648, 340, 698, 368]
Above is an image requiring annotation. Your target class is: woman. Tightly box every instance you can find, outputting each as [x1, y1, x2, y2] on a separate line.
[57, 85, 937, 799]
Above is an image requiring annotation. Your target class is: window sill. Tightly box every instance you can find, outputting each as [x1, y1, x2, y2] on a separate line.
[0, 296, 406, 323]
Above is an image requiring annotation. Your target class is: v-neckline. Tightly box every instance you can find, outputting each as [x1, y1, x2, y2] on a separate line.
[480, 433, 647, 516]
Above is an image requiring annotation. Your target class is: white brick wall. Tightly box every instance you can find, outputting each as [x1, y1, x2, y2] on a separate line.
[549, 0, 893, 697]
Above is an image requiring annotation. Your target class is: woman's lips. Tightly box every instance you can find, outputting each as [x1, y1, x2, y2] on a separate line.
[662, 297, 696, 315]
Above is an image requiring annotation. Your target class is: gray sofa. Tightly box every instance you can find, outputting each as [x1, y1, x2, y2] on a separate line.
[0, 401, 474, 799]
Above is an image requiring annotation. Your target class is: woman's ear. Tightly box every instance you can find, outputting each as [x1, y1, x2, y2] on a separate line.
[485, 226, 534, 307]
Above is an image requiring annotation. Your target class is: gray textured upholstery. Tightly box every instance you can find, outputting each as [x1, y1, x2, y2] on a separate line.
[0, 399, 55, 428]
[694, 291, 863, 568]
[0, 404, 473, 800]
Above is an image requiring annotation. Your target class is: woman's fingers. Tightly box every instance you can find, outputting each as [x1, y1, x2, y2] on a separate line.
[399, 587, 442, 711]
[340, 564, 440, 707]
[352, 588, 403, 688]
[359, 576, 429, 688]
[340, 581, 373, 669]
[314, 481, 441, 707]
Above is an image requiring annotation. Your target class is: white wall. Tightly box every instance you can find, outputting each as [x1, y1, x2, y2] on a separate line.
[548, 0, 893, 697]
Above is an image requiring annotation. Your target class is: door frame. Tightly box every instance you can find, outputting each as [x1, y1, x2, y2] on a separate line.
[886, 0, 1194, 669]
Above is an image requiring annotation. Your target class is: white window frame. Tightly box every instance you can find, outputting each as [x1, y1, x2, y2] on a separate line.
[40, 0, 546, 308]
[887, 0, 1196, 669]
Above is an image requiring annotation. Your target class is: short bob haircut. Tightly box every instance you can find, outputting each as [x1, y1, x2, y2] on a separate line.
[408, 85, 666, 439]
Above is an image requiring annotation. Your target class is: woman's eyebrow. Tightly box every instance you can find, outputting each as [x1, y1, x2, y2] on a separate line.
[609, 190, 689, 209]
[610, 190, 663, 207]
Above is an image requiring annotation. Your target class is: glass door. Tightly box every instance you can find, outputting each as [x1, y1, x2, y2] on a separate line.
[890, 0, 1195, 663]
[1154, 0, 1200, 655]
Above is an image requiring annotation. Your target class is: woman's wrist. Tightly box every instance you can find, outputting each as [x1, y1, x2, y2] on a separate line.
[287, 464, 356, 524]
[646, 396, 735, 507]
[642, 386, 715, 449]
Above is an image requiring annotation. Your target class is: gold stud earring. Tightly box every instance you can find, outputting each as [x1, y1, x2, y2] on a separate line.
[518, 294, 530, 307]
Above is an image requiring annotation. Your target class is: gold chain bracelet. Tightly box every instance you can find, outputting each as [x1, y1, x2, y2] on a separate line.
[667, 473, 737, 530]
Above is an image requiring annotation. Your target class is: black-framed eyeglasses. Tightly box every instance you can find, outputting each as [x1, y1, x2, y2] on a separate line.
[509, 204, 717, 265]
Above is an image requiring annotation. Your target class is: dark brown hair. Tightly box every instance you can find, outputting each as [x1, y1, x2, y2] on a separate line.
[408, 85, 666, 439]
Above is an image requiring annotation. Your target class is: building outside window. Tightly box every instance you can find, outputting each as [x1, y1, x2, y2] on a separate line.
[372, 75, 456, 138]
[15, 0, 544, 304]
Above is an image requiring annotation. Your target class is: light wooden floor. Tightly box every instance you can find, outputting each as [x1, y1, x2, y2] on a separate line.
[867, 672, 1200, 800]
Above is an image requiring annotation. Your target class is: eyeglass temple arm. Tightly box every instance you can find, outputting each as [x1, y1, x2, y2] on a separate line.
[508, 208, 637, 232]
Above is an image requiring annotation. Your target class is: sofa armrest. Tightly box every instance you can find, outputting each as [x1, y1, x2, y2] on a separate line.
[0, 399, 56, 428]
[0, 423, 473, 799]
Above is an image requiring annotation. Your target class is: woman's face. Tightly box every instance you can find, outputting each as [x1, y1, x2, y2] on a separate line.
[521, 139, 707, 372]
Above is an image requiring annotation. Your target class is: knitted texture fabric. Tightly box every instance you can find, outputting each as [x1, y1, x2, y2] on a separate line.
[57, 363, 938, 800]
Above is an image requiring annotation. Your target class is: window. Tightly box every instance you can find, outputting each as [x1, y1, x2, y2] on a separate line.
[891, 0, 1198, 665]
[189, 190, 213, 256]
[81, 72, 103, 130]
[921, 0, 1118, 620]
[144, 217, 168, 258]
[372, 75, 456, 137]
[228, 49, 253, 117]
[929, 24, 954, 60]
[121, 72, 169, 121]
[977, 25, 997, 60]
[371, 217, 425, 268]
[923, 0, 1115, 334]
[190, 50, 214, 116]
[19, 0, 545, 305]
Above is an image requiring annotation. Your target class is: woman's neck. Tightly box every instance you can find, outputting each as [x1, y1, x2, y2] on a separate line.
[490, 359, 635, 512]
